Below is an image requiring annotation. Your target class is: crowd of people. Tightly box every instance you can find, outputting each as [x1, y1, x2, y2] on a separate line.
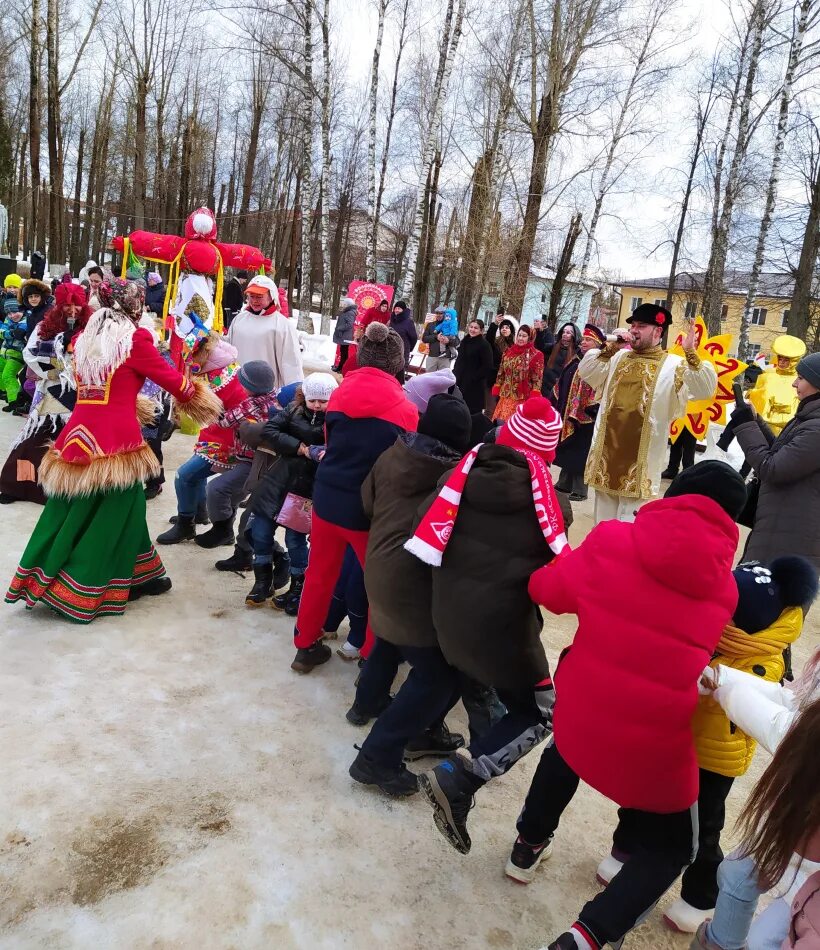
[3, 269, 820, 949]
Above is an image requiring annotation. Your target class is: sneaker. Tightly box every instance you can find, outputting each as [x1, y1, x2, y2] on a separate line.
[664, 899, 714, 934]
[418, 754, 481, 855]
[505, 835, 554, 884]
[336, 640, 360, 661]
[595, 853, 624, 886]
[345, 696, 391, 726]
[404, 723, 465, 761]
[546, 934, 584, 950]
[290, 641, 332, 674]
[689, 922, 723, 950]
[349, 751, 418, 797]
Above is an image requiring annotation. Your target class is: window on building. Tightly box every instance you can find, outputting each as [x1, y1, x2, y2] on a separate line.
[747, 343, 762, 360]
[654, 298, 665, 308]
[541, 290, 548, 303]
[782, 309, 790, 328]
[721, 304, 729, 322]
[684, 301, 697, 320]
[751, 307, 768, 326]
[485, 310, 494, 321]
[630, 296, 643, 311]
[488, 281, 499, 294]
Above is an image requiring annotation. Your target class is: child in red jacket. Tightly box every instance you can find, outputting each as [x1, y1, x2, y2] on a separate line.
[507, 461, 747, 950]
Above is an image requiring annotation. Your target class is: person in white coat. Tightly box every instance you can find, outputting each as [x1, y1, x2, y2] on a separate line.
[578, 304, 717, 523]
[692, 648, 820, 950]
[226, 275, 303, 389]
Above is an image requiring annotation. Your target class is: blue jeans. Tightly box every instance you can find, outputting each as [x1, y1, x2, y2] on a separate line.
[250, 514, 308, 575]
[706, 853, 788, 950]
[285, 528, 308, 575]
[322, 546, 367, 648]
[175, 454, 213, 516]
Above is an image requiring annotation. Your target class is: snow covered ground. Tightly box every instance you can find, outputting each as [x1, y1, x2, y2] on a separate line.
[0, 410, 805, 950]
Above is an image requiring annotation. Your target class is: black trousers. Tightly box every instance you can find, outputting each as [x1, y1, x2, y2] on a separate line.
[518, 739, 698, 948]
[665, 429, 696, 476]
[612, 767, 734, 911]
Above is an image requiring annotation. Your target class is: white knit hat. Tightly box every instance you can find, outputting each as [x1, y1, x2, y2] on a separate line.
[303, 372, 339, 402]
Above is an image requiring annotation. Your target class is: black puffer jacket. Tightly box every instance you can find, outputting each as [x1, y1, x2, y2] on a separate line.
[248, 397, 326, 518]
[362, 432, 463, 648]
[427, 444, 573, 689]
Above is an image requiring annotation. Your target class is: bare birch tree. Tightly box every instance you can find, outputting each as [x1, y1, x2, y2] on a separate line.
[365, 0, 389, 279]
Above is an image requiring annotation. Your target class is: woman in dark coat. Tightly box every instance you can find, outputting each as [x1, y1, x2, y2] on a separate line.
[389, 300, 418, 369]
[485, 314, 518, 383]
[541, 321, 580, 397]
[453, 319, 495, 414]
[733, 353, 820, 571]
[332, 296, 358, 371]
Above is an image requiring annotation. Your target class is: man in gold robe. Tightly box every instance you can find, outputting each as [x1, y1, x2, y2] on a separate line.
[579, 304, 718, 524]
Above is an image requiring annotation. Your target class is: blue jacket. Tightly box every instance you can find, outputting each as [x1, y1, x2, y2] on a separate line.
[433, 308, 459, 338]
[312, 367, 419, 530]
[0, 315, 28, 354]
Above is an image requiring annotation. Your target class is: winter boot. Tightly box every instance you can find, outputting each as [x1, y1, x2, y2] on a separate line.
[349, 750, 418, 797]
[169, 503, 210, 526]
[272, 549, 291, 591]
[272, 575, 302, 612]
[156, 515, 196, 545]
[505, 834, 554, 884]
[290, 640, 332, 674]
[345, 695, 392, 727]
[689, 923, 728, 950]
[245, 564, 274, 607]
[215, 546, 253, 572]
[195, 518, 235, 549]
[128, 576, 173, 601]
[404, 723, 466, 761]
[418, 753, 483, 855]
[283, 575, 305, 617]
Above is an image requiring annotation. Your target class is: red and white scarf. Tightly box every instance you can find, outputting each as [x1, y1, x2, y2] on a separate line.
[404, 444, 569, 567]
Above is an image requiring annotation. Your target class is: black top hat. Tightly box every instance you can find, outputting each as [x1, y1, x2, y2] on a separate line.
[626, 303, 672, 329]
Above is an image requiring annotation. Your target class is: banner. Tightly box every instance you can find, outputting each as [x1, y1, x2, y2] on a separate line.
[348, 281, 394, 320]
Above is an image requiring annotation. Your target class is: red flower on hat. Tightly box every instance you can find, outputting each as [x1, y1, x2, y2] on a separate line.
[655, 312, 665, 325]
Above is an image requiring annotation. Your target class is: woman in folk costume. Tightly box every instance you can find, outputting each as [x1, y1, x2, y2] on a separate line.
[5, 279, 221, 622]
[551, 323, 606, 501]
[0, 283, 92, 505]
[491, 325, 544, 422]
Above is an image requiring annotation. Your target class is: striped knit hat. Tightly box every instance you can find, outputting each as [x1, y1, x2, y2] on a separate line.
[496, 396, 562, 463]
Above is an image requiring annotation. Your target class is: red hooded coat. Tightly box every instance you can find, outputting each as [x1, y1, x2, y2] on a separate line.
[529, 495, 739, 813]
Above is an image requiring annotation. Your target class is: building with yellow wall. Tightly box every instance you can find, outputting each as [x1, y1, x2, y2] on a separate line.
[615, 270, 796, 358]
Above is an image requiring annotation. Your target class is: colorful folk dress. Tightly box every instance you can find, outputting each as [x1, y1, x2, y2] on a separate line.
[5, 310, 221, 622]
[491, 344, 545, 422]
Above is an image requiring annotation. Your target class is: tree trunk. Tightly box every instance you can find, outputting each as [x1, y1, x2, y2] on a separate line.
[28, 0, 41, 256]
[702, 0, 767, 335]
[374, 0, 409, 250]
[319, 0, 334, 332]
[238, 61, 268, 241]
[69, 127, 85, 272]
[400, 0, 466, 299]
[46, 0, 65, 263]
[133, 71, 148, 230]
[788, 155, 820, 341]
[365, 0, 388, 278]
[548, 212, 582, 330]
[297, 0, 315, 332]
[9, 133, 27, 256]
[738, 0, 811, 359]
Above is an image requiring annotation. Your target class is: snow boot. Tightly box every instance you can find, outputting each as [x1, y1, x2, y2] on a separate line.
[272, 575, 303, 612]
[156, 514, 196, 545]
[284, 575, 305, 616]
[349, 750, 418, 797]
[418, 753, 483, 855]
[128, 576, 173, 601]
[290, 640, 332, 674]
[404, 723, 465, 761]
[345, 695, 392, 727]
[195, 518, 235, 549]
[215, 546, 253, 573]
[245, 564, 273, 607]
[272, 549, 291, 591]
[169, 503, 209, 526]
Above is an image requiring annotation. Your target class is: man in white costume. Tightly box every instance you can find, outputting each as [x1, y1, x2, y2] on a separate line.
[227, 275, 303, 389]
[579, 303, 717, 524]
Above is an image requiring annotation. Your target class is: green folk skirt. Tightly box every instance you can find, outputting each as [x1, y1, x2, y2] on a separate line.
[6, 483, 166, 623]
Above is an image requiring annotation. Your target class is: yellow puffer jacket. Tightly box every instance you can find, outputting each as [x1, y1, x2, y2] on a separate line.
[693, 606, 803, 777]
